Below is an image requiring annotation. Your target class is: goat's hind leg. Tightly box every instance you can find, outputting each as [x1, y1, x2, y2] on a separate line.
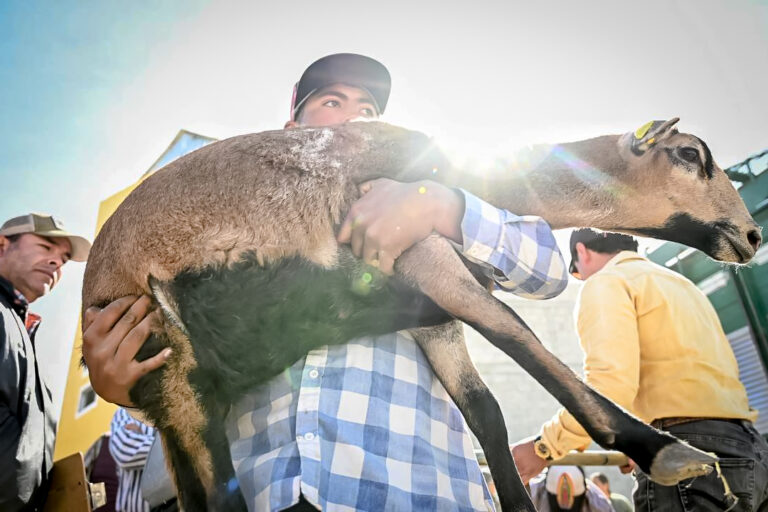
[411, 321, 534, 512]
[396, 235, 716, 486]
[131, 317, 247, 511]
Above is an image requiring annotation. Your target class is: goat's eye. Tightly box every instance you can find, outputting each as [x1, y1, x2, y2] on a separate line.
[678, 147, 699, 163]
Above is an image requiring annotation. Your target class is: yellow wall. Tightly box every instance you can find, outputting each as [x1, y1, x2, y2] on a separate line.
[53, 179, 147, 461]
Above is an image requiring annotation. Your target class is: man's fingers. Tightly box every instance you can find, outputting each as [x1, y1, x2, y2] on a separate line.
[378, 251, 396, 276]
[136, 347, 172, 376]
[111, 295, 153, 343]
[90, 295, 141, 333]
[358, 181, 374, 195]
[83, 307, 101, 331]
[362, 235, 380, 267]
[115, 314, 155, 362]
[349, 219, 366, 257]
[619, 459, 637, 474]
[358, 178, 394, 195]
[337, 214, 353, 244]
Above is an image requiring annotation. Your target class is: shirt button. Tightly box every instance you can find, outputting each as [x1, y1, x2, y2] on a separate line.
[308, 369, 319, 379]
[304, 432, 315, 441]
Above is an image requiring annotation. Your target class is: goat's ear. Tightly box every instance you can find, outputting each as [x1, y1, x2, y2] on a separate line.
[630, 117, 680, 155]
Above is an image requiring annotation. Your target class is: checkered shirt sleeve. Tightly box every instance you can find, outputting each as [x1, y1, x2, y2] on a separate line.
[225, 333, 494, 512]
[459, 190, 567, 299]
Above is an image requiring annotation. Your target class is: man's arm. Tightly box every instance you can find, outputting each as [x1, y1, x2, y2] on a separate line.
[459, 189, 567, 299]
[512, 273, 641, 482]
[82, 295, 170, 406]
[1, 317, 24, 510]
[338, 179, 567, 299]
[0, 404, 24, 511]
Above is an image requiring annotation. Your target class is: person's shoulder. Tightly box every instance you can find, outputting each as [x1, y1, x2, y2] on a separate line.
[610, 492, 634, 511]
[584, 485, 614, 511]
[0, 304, 22, 362]
[579, 270, 631, 303]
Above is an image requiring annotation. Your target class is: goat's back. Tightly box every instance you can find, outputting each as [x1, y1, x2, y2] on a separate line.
[82, 123, 442, 310]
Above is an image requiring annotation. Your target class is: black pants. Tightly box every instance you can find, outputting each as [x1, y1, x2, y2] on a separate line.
[633, 419, 768, 511]
[150, 498, 179, 512]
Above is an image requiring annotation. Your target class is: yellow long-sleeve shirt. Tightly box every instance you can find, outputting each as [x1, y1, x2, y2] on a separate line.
[540, 251, 756, 459]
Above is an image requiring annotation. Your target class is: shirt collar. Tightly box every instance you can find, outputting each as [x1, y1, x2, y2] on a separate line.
[601, 250, 646, 271]
[0, 274, 31, 320]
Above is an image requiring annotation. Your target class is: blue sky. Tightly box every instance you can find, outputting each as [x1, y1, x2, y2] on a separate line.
[0, 1, 209, 413]
[1, 0, 767, 417]
[1, 2, 206, 215]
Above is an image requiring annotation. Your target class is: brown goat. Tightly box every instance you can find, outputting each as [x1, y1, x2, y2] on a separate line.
[82, 119, 761, 511]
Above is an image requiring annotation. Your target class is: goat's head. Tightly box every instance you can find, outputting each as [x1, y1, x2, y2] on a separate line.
[613, 118, 761, 264]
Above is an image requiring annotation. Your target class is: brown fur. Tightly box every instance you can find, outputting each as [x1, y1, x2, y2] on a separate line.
[82, 120, 759, 511]
[83, 121, 759, 307]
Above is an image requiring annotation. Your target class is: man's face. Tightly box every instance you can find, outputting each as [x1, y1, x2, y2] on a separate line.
[291, 83, 379, 127]
[0, 233, 71, 302]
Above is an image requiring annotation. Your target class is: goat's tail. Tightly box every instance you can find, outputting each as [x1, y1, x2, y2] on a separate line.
[149, 275, 190, 336]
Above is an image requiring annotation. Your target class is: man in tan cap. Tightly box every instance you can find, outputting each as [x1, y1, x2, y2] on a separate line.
[0, 213, 91, 511]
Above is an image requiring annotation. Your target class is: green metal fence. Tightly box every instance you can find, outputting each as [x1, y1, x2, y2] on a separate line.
[647, 149, 768, 433]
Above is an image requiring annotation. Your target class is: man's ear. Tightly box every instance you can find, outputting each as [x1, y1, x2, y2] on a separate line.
[0, 236, 9, 256]
[284, 120, 298, 129]
[575, 242, 590, 265]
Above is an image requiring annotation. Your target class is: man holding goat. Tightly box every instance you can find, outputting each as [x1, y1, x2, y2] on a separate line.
[82, 53, 567, 511]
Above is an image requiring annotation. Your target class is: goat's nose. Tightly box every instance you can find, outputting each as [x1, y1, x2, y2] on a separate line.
[747, 228, 762, 252]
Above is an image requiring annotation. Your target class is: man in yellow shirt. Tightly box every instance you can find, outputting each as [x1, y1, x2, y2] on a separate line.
[512, 228, 768, 511]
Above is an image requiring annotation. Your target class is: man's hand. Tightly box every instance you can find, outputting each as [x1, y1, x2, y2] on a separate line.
[337, 178, 464, 274]
[81, 295, 170, 407]
[510, 437, 548, 484]
[619, 458, 637, 474]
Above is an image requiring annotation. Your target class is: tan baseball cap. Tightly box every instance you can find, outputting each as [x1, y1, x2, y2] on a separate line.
[0, 213, 91, 262]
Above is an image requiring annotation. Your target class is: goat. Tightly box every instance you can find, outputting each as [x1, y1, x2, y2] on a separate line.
[82, 118, 762, 511]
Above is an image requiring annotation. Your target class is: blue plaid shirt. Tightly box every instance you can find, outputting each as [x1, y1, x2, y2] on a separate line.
[225, 192, 567, 511]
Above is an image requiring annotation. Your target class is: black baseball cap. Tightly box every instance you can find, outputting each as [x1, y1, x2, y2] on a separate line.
[290, 53, 391, 121]
[568, 228, 637, 277]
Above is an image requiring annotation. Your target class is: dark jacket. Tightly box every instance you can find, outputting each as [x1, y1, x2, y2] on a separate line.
[0, 276, 56, 511]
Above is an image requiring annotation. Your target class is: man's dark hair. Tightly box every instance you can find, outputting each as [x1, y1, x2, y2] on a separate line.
[4, 234, 21, 243]
[590, 472, 609, 486]
[582, 233, 638, 254]
[568, 228, 638, 275]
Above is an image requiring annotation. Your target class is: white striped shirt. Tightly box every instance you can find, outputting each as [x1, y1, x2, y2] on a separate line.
[109, 408, 154, 512]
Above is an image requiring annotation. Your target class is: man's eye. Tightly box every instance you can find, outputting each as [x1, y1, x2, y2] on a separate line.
[322, 100, 340, 108]
[360, 107, 375, 117]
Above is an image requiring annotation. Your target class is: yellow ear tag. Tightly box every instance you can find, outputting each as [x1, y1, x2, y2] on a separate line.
[634, 121, 654, 140]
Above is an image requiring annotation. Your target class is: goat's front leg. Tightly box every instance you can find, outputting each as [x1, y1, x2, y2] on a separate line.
[411, 321, 534, 512]
[396, 235, 716, 486]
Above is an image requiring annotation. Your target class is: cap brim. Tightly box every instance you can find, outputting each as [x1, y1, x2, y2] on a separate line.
[294, 53, 391, 117]
[36, 230, 91, 262]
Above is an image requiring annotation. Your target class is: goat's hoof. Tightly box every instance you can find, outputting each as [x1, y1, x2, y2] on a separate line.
[647, 441, 717, 485]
